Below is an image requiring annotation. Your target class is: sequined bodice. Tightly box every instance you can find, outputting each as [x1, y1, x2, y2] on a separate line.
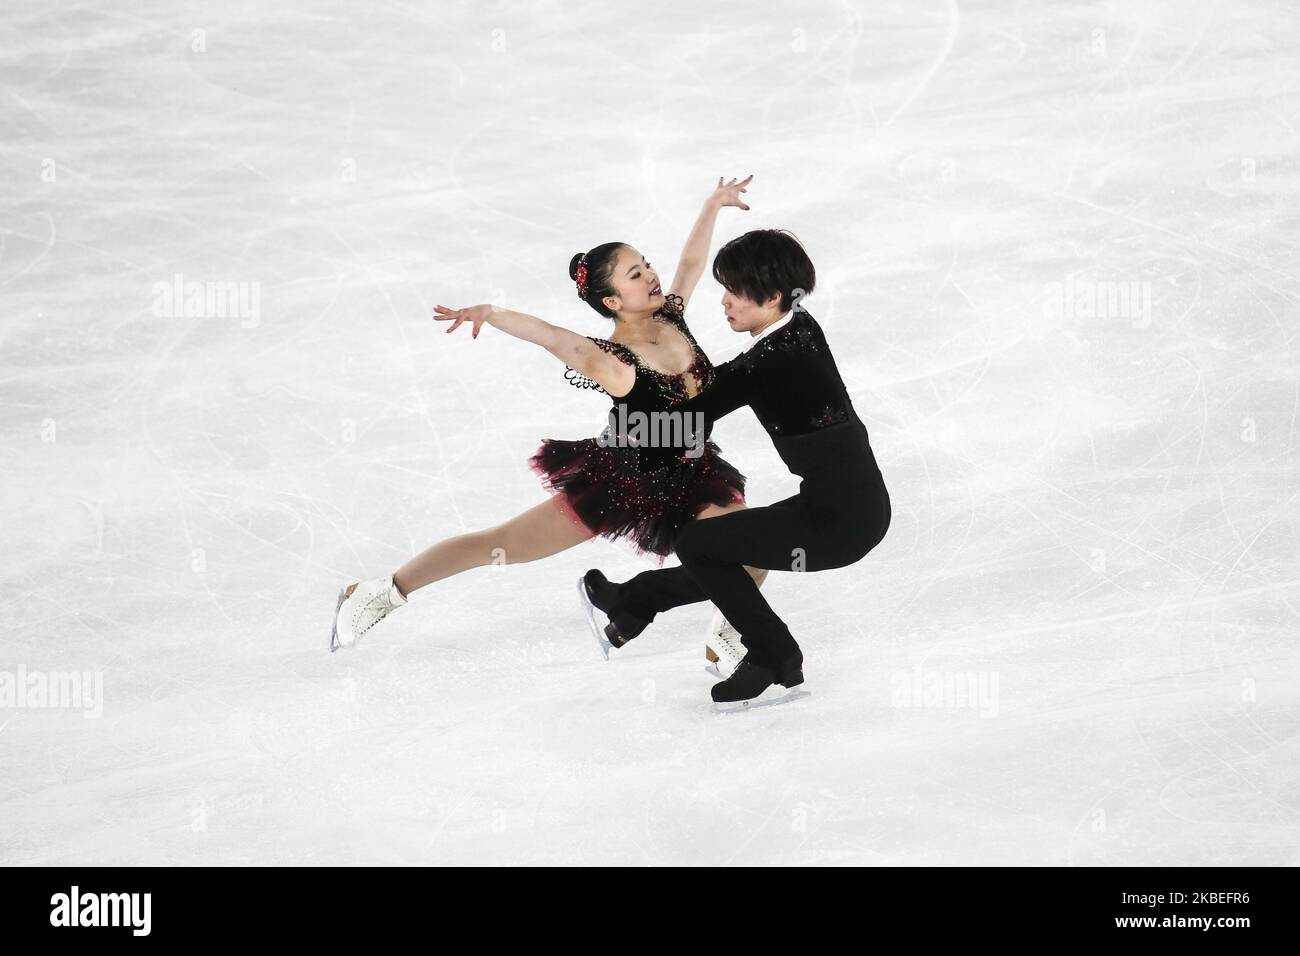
[563, 293, 715, 410]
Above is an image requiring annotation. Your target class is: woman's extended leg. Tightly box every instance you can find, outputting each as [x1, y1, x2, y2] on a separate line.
[332, 498, 593, 651]
[393, 497, 595, 596]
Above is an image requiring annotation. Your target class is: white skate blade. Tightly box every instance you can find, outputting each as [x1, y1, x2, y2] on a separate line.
[712, 684, 810, 714]
[329, 586, 349, 653]
[576, 575, 613, 661]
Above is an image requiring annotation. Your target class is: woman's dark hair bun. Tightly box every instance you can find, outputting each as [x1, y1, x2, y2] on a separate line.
[567, 242, 629, 319]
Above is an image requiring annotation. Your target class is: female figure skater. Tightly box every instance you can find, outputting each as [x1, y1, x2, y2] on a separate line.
[330, 176, 766, 654]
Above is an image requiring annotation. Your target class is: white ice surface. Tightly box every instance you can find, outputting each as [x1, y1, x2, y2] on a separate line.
[2, 0, 1298, 865]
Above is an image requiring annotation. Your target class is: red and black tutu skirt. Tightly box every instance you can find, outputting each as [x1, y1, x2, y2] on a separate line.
[529, 437, 746, 559]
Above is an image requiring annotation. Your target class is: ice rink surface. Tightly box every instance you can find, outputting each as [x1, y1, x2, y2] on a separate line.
[2, 0, 1298, 865]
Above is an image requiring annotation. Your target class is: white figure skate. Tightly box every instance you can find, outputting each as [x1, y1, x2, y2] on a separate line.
[704, 608, 747, 679]
[330, 574, 407, 652]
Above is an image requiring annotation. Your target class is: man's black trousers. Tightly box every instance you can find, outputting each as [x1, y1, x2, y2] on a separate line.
[617, 420, 891, 670]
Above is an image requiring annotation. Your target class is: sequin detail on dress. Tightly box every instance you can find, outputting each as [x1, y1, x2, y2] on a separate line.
[538, 293, 745, 558]
[563, 293, 712, 400]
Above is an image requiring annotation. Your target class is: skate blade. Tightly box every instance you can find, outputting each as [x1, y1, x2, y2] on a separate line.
[576, 575, 613, 661]
[711, 685, 810, 714]
[329, 587, 349, 653]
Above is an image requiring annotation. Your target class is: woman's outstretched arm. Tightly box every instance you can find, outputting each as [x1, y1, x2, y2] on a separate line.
[668, 175, 753, 312]
[433, 303, 635, 396]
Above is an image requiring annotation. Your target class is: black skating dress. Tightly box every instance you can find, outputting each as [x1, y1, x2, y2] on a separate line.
[530, 293, 746, 559]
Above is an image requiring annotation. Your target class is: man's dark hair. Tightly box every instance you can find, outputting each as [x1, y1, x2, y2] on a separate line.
[711, 228, 815, 314]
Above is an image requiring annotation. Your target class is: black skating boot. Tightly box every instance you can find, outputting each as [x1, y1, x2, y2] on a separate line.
[710, 650, 806, 710]
[577, 569, 650, 660]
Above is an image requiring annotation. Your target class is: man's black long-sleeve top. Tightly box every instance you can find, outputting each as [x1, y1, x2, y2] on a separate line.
[681, 310, 885, 488]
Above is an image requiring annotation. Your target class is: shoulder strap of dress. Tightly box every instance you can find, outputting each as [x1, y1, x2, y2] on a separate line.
[587, 336, 641, 367]
[562, 336, 639, 392]
[657, 292, 687, 329]
[656, 293, 701, 348]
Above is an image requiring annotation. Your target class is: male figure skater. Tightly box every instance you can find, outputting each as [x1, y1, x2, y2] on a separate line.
[579, 229, 891, 708]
